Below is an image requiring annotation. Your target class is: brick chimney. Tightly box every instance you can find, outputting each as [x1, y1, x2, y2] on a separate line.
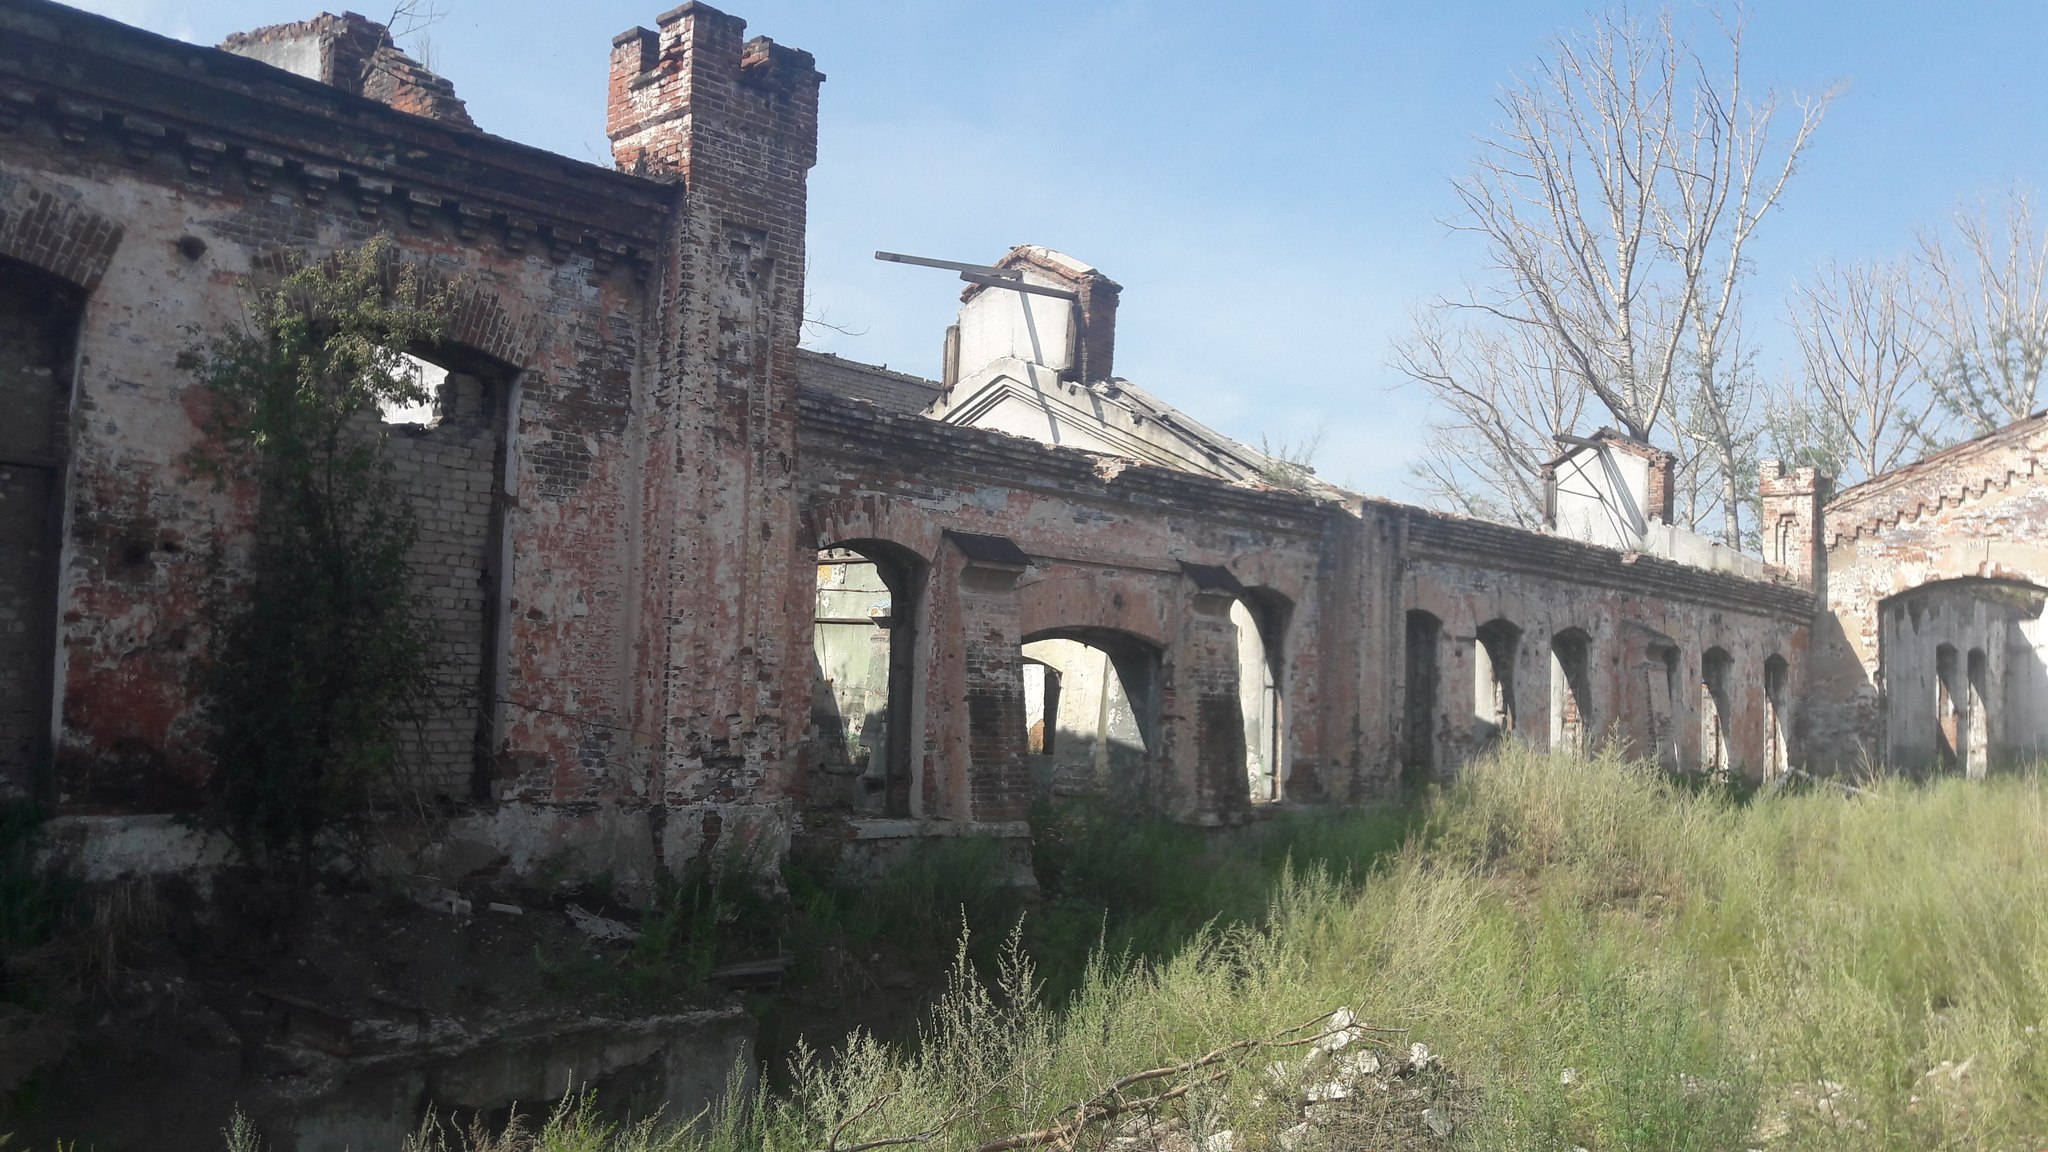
[950, 246, 1122, 385]
[1760, 460, 1830, 586]
[221, 12, 476, 129]
[606, 3, 822, 185]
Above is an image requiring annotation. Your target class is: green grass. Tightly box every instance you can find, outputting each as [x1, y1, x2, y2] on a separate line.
[350, 748, 2048, 1148]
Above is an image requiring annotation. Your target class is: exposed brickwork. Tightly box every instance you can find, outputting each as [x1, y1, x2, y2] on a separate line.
[797, 387, 1343, 821]
[0, 1, 667, 816]
[598, 4, 823, 841]
[1175, 585, 1250, 824]
[1760, 460, 1826, 586]
[0, 171, 123, 291]
[1808, 416, 2048, 770]
[943, 536, 1031, 822]
[221, 12, 477, 129]
[381, 366, 504, 800]
[1383, 500, 1810, 786]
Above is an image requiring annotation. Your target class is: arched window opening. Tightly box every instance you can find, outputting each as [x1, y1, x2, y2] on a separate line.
[1764, 654, 1790, 779]
[1473, 618, 1521, 747]
[1403, 610, 1442, 784]
[378, 352, 449, 426]
[1550, 629, 1593, 755]
[1232, 590, 1291, 803]
[1023, 658, 1061, 755]
[375, 343, 515, 802]
[810, 540, 925, 818]
[1700, 647, 1733, 777]
[1967, 647, 1991, 778]
[1935, 642, 1962, 772]
[1878, 578, 2046, 773]
[1020, 628, 1161, 800]
[0, 258, 83, 799]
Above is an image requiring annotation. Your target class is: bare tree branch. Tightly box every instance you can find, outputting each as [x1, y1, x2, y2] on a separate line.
[1397, 4, 1832, 544]
[1919, 186, 2048, 433]
[1777, 255, 1947, 483]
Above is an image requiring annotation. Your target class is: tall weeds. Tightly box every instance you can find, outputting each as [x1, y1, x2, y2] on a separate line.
[267, 746, 2048, 1149]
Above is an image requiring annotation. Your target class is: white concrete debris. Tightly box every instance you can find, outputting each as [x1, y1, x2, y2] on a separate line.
[566, 904, 640, 942]
[414, 886, 472, 917]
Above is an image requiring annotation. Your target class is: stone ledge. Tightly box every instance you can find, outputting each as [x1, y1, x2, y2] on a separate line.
[843, 818, 1030, 841]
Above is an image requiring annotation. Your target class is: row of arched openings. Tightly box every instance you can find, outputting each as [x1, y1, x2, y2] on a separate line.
[809, 541, 1292, 816]
[1402, 609, 1790, 780]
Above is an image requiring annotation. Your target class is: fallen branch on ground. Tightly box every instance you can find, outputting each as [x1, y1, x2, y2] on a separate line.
[811, 1008, 1406, 1152]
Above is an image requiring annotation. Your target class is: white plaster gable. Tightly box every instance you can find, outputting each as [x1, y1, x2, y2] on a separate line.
[926, 356, 1293, 486]
[955, 272, 1078, 378]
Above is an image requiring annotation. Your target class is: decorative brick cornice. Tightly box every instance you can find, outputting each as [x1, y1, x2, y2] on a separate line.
[1824, 414, 2048, 548]
[0, 0, 669, 272]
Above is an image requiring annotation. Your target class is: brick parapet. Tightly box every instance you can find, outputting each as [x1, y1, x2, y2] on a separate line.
[1823, 414, 2048, 548]
[221, 11, 478, 130]
[797, 386, 1337, 533]
[1388, 500, 1814, 622]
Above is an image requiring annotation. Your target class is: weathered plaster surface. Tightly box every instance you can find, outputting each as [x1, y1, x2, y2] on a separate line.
[1810, 417, 2048, 770]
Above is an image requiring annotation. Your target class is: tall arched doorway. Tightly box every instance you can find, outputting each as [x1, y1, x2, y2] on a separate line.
[810, 539, 926, 817]
[1019, 626, 1162, 801]
[0, 258, 84, 799]
[1232, 589, 1291, 802]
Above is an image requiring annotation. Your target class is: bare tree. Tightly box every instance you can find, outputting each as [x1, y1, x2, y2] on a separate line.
[1669, 55, 1829, 544]
[1400, 5, 1831, 544]
[1397, 314, 1589, 528]
[1919, 187, 2048, 434]
[388, 0, 445, 72]
[1776, 256, 1944, 483]
[1669, 305, 1767, 545]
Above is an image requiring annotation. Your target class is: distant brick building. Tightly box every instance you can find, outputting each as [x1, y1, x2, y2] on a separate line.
[1, 0, 2016, 898]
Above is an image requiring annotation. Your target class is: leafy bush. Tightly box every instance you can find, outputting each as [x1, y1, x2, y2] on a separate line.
[185, 238, 449, 877]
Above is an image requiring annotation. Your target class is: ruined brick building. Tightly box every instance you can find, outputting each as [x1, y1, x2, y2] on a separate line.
[0, 0, 2034, 891]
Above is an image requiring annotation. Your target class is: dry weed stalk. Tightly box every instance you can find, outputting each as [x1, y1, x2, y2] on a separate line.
[814, 1009, 1402, 1152]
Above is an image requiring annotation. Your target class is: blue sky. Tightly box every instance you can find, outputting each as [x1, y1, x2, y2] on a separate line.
[66, 0, 2048, 499]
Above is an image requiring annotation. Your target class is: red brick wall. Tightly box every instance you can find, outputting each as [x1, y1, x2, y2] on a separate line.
[606, 3, 822, 852]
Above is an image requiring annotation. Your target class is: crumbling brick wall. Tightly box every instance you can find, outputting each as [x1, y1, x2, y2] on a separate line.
[381, 365, 506, 800]
[3, 0, 1867, 889]
[0, 0, 672, 819]
[795, 389, 1337, 827]
[1372, 503, 1811, 787]
[605, 3, 823, 858]
[221, 12, 477, 129]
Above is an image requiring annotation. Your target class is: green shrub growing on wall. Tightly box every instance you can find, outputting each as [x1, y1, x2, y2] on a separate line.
[185, 237, 450, 877]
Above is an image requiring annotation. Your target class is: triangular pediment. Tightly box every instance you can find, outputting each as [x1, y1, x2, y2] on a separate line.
[924, 358, 1262, 482]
